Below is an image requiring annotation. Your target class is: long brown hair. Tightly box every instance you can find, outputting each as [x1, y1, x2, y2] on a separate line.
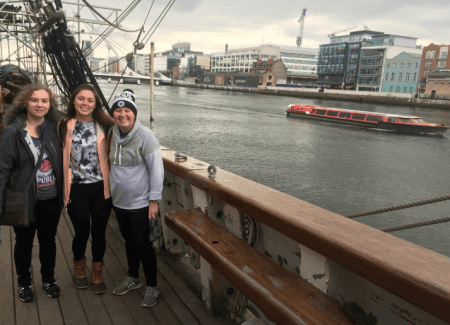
[59, 84, 114, 147]
[4, 84, 60, 127]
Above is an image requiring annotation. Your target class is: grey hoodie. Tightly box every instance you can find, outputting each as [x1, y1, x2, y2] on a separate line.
[109, 119, 164, 210]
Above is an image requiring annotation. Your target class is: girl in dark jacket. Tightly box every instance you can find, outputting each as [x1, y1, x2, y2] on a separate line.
[0, 84, 63, 303]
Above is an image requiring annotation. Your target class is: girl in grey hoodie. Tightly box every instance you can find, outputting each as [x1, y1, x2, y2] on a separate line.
[108, 89, 164, 308]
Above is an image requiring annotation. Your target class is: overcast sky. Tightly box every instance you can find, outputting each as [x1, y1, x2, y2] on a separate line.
[68, 0, 450, 58]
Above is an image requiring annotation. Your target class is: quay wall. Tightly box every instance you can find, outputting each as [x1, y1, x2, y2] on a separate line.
[173, 82, 450, 109]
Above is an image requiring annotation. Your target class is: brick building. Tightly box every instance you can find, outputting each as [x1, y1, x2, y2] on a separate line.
[200, 71, 274, 88]
[250, 59, 287, 84]
[417, 43, 450, 93]
[424, 69, 450, 98]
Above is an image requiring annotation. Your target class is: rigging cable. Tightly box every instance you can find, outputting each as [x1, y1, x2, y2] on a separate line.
[344, 194, 450, 232]
[30, 0, 112, 113]
[344, 195, 450, 219]
[85, 0, 141, 56]
[81, 0, 143, 33]
[380, 217, 450, 233]
[142, 0, 176, 46]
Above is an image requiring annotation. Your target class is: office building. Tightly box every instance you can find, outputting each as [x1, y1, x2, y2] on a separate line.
[318, 30, 383, 89]
[210, 44, 318, 86]
[357, 34, 422, 92]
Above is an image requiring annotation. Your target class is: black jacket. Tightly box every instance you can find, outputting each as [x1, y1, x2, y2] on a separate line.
[0, 116, 63, 223]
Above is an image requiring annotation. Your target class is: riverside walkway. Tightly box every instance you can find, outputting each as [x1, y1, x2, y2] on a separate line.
[0, 210, 235, 325]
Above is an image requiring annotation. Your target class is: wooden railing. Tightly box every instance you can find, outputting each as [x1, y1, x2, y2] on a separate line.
[159, 147, 450, 325]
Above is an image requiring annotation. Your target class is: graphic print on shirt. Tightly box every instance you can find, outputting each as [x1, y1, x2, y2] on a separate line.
[34, 140, 56, 188]
[71, 121, 102, 183]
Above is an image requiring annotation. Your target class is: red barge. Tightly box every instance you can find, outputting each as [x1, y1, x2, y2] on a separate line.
[287, 104, 450, 135]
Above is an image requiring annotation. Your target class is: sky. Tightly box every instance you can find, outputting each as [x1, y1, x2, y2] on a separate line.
[63, 0, 450, 58]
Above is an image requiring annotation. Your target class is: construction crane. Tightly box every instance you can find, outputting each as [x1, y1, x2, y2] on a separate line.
[327, 24, 369, 38]
[296, 8, 307, 47]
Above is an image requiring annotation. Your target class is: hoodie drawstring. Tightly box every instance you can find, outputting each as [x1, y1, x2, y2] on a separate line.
[114, 143, 118, 165]
[119, 145, 122, 165]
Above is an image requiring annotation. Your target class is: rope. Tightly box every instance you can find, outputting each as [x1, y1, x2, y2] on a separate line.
[107, 65, 129, 105]
[86, 0, 140, 56]
[380, 217, 450, 233]
[81, 0, 143, 33]
[142, 0, 176, 46]
[344, 195, 450, 219]
[29, 0, 111, 113]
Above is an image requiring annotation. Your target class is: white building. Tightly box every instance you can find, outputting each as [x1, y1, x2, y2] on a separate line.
[129, 54, 149, 75]
[209, 44, 318, 83]
[357, 34, 422, 92]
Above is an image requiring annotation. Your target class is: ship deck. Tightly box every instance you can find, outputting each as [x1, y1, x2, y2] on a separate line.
[0, 210, 235, 325]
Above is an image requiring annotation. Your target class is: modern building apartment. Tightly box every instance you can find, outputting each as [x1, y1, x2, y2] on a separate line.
[318, 30, 384, 89]
[381, 52, 421, 93]
[155, 42, 205, 79]
[417, 43, 450, 93]
[357, 34, 422, 92]
[128, 54, 150, 75]
[154, 57, 181, 78]
[210, 44, 318, 86]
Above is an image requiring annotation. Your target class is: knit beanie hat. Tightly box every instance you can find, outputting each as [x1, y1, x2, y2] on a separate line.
[111, 89, 137, 116]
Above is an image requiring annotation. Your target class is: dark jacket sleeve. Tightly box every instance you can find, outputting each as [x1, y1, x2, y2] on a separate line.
[0, 127, 18, 215]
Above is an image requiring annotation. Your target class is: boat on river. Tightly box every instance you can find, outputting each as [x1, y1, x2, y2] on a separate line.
[287, 104, 450, 135]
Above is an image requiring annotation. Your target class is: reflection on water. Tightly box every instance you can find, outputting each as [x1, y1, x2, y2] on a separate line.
[101, 82, 450, 257]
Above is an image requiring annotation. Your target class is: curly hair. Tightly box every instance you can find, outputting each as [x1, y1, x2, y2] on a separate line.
[59, 83, 114, 148]
[4, 84, 60, 126]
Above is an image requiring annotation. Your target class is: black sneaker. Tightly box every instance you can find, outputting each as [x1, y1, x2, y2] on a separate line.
[18, 284, 34, 302]
[43, 280, 61, 298]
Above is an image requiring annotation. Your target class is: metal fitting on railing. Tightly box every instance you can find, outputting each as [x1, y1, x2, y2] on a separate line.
[207, 164, 217, 178]
[174, 152, 187, 161]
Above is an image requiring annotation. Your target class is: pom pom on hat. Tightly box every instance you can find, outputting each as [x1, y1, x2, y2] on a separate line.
[111, 89, 137, 116]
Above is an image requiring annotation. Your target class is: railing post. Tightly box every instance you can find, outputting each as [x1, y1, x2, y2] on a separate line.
[159, 172, 187, 254]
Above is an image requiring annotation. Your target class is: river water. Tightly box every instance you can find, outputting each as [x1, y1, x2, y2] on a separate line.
[101, 82, 450, 258]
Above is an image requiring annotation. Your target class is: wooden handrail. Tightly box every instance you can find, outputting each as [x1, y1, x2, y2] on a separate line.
[161, 148, 450, 323]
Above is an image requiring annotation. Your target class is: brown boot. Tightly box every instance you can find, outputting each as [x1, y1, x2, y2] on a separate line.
[73, 257, 88, 289]
[91, 261, 106, 294]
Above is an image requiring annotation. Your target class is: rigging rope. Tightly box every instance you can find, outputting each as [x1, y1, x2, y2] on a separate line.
[344, 195, 450, 219]
[380, 217, 450, 233]
[26, 0, 111, 113]
[142, 0, 176, 46]
[81, 0, 143, 33]
[86, 0, 141, 57]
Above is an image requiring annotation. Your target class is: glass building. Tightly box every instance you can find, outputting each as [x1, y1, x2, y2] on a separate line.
[318, 31, 383, 89]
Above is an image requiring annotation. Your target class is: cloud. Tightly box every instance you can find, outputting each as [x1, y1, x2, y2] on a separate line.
[77, 0, 450, 55]
[172, 0, 203, 12]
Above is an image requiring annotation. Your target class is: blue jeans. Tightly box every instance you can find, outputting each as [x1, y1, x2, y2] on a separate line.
[13, 197, 61, 285]
[113, 205, 157, 287]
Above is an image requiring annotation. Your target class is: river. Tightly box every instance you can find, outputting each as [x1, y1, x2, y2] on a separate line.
[100, 82, 450, 258]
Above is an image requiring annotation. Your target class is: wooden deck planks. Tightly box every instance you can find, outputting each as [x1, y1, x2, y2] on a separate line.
[31, 235, 65, 325]
[0, 226, 15, 325]
[11, 235, 40, 325]
[103, 215, 180, 325]
[0, 211, 235, 325]
[107, 212, 235, 325]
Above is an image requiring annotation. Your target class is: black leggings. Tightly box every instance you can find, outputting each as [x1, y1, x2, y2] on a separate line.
[67, 181, 112, 262]
[13, 197, 61, 285]
[113, 206, 157, 287]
